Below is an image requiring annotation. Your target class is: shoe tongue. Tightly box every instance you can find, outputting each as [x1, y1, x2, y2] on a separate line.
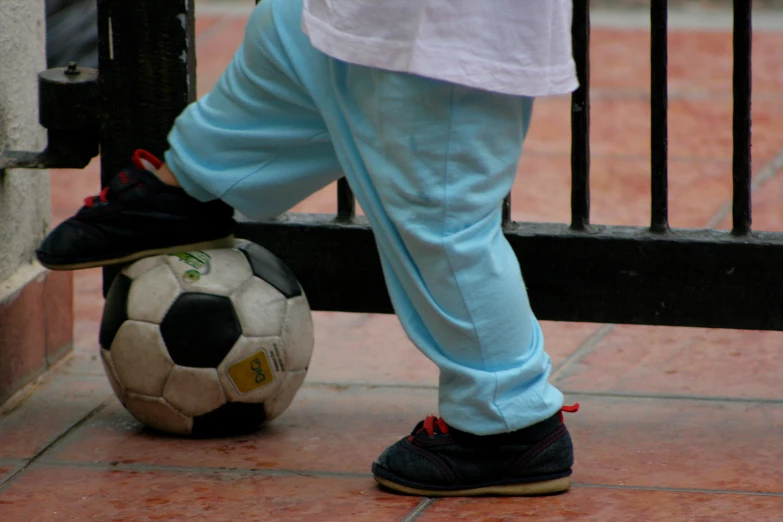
[106, 149, 166, 194]
[109, 166, 166, 194]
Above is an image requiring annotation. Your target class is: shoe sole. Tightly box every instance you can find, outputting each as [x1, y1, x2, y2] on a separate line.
[373, 475, 571, 497]
[39, 236, 236, 271]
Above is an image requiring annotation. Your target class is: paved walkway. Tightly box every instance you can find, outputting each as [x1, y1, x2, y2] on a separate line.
[2, 3, 783, 520]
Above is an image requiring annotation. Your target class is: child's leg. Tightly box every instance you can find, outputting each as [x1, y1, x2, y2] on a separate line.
[321, 71, 563, 435]
[163, 0, 342, 219]
[170, 0, 562, 435]
[209, 0, 575, 496]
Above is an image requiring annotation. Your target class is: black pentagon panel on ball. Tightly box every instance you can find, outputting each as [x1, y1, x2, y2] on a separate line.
[160, 293, 241, 368]
[236, 241, 302, 298]
[191, 402, 268, 437]
[99, 273, 133, 349]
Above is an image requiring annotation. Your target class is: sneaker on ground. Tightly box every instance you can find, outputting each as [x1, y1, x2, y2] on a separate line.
[36, 150, 235, 271]
[372, 404, 579, 497]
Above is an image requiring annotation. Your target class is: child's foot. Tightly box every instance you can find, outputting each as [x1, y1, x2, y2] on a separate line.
[36, 150, 235, 270]
[372, 405, 578, 496]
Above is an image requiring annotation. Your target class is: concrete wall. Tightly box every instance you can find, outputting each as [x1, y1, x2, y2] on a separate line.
[0, 0, 73, 404]
[0, 0, 50, 282]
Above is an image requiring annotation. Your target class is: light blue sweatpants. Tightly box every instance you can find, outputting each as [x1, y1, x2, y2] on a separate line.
[165, 0, 564, 435]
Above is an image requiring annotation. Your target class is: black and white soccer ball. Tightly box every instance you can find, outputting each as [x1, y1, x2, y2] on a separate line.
[98, 239, 314, 437]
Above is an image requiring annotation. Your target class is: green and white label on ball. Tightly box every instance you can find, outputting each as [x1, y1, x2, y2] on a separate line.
[169, 251, 212, 283]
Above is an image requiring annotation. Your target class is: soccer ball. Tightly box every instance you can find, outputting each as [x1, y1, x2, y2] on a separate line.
[98, 239, 314, 437]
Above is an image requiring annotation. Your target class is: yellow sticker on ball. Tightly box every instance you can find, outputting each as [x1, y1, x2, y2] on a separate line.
[227, 350, 275, 394]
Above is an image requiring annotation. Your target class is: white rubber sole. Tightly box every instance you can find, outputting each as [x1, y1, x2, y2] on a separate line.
[373, 475, 571, 497]
[39, 236, 236, 271]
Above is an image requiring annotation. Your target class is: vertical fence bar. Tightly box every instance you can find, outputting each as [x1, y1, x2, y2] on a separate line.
[650, 0, 669, 232]
[732, 0, 752, 235]
[570, 0, 591, 231]
[97, 0, 195, 182]
[98, 0, 196, 294]
[502, 194, 512, 226]
[336, 178, 356, 220]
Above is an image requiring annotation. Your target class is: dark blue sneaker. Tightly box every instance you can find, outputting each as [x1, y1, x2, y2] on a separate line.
[372, 405, 579, 496]
[37, 150, 235, 270]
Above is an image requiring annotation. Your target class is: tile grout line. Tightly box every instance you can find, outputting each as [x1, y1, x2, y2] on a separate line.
[560, 389, 783, 405]
[574, 482, 783, 498]
[0, 460, 26, 483]
[0, 377, 50, 418]
[1, 361, 108, 417]
[0, 396, 113, 493]
[19, 458, 783, 501]
[551, 324, 616, 382]
[399, 498, 437, 522]
[33, 459, 373, 480]
[300, 381, 783, 405]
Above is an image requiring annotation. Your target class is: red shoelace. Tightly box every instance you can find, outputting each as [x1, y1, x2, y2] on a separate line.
[558, 403, 580, 422]
[83, 150, 161, 208]
[84, 187, 110, 208]
[414, 403, 580, 439]
[421, 415, 450, 437]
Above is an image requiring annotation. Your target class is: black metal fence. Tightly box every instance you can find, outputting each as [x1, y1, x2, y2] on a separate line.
[94, 0, 782, 331]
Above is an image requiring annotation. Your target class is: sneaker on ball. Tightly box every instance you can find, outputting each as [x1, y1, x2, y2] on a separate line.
[37, 150, 235, 270]
[372, 405, 579, 497]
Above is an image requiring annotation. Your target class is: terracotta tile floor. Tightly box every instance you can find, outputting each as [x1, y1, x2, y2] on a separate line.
[3, 4, 783, 520]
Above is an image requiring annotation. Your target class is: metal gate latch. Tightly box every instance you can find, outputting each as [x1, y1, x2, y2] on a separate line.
[0, 62, 100, 170]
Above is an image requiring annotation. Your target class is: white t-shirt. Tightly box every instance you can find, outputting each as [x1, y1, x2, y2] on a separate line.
[301, 0, 578, 97]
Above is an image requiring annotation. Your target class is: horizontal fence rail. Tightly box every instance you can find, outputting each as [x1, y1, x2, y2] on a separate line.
[235, 217, 783, 330]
